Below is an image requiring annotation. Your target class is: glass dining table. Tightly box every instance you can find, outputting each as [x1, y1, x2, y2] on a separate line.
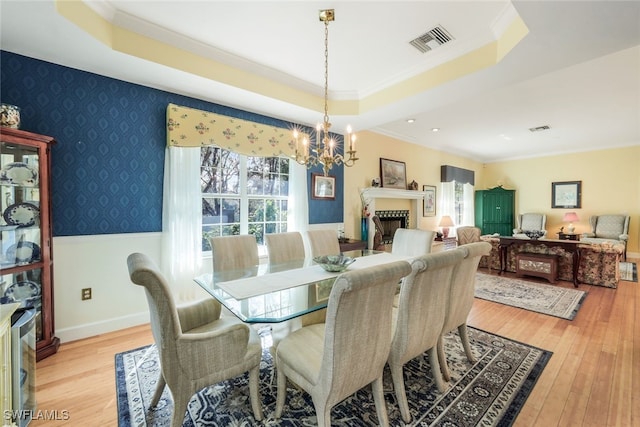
[194, 250, 410, 324]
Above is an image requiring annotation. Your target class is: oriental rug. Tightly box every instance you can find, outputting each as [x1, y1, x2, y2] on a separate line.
[474, 272, 586, 320]
[619, 262, 637, 282]
[116, 327, 551, 426]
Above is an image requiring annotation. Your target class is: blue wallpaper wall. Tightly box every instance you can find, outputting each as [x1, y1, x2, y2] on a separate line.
[0, 51, 343, 235]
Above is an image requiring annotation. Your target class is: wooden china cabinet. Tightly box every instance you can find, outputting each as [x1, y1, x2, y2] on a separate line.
[0, 127, 58, 360]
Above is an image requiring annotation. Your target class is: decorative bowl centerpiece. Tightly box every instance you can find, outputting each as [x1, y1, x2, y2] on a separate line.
[523, 230, 544, 240]
[313, 255, 356, 272]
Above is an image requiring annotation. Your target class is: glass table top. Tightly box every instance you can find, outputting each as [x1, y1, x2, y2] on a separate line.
[194, 250, 402, 323]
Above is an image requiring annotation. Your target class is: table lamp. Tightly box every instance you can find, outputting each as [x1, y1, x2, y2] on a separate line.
[563, 212, 579, 233]
[438, 215, 455, 238]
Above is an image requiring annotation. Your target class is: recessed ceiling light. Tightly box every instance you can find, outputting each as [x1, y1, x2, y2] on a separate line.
[431, 128, 440, 132]
[406, 118, 415, 123]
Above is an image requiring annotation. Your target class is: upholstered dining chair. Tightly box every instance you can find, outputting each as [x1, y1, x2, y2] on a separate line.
[388, 249, 465, 423]
[127, 253, 263, 426]
[512, 213, 547, 238]
[437, 241, 492, 381]
[456, 226, 481, 246]
[275, 261, 412, 427]
[581, 214, 630, 260]
[265, 231, 306, 264]
[210, 234, 258, 273]
[391, 228, 436, 256]
[305, 229, 341, 257]
[264, 231, 308, 350]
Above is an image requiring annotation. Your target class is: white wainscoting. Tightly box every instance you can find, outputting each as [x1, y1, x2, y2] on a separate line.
[53, 232, 162, 343]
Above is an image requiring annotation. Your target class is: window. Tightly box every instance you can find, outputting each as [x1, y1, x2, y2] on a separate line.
[200, 146, 289, 252]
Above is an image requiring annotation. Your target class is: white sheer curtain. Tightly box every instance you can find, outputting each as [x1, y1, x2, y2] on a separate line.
[462, 183, 475, 226]
[161, 146, 202, 301]
[288, 161, 309, 232]
[440, 181, 456, 220]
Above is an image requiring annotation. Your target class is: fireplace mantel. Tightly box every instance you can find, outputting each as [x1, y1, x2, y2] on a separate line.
[359, 187, 427, 248]
[360, 187, 427, 201]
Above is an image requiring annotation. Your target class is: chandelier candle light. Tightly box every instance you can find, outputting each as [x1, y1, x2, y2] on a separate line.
[293, 9, 358, 176]
[563, 212, 579, 233]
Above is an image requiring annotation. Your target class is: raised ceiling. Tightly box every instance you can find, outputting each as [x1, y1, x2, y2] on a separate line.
[1, 0, 639, 162]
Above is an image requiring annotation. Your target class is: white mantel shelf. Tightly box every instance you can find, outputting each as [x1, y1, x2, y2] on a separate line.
[360, 187, 427, 200]
[359, 187, 426, 248]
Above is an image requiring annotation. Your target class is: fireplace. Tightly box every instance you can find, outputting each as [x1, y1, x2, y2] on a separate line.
[375, 210, 409, 244]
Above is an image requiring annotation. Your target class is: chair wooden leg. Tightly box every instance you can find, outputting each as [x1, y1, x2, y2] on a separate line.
[458, 324, 476, 363]
[171, 391, 189, 427]
[428, 347, 448, 393]
[150, 372, 166, 407]
[248, 365, 263, 421]
[313, 399, 333, 427]
[372, 377, 390, 427]
[274, 363, 287, 418]
[437, 335, 451, 382]
[389, 363, 411, 423]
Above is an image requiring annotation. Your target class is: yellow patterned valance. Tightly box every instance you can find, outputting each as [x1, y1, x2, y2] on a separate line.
[166, 103, 295, 157]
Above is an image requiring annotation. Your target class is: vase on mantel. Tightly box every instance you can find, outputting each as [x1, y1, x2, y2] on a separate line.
[361, 217, 369, 245]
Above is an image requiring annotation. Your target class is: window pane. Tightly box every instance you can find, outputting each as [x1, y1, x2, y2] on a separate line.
[248, 199, 264, 222]
[250, 223, 264, 245]
[222, 224, 240, 236]
[265, 199, 277, 221]
[221, 198, 240, 223]
[202, 197, 221, 224]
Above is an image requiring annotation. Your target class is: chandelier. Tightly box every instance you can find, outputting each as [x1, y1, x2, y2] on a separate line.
[293, 9, 358, 176]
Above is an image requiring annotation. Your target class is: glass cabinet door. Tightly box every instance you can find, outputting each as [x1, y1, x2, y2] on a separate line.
[0, 127, 57, 360]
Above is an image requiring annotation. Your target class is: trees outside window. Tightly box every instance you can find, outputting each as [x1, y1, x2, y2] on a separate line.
[200, 146, 289, 252]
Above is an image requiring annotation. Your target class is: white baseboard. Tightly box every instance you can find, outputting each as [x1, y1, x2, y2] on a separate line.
[56, 311, 150, 344]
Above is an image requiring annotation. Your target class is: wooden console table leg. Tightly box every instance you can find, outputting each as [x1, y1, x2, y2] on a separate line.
[572, 249, 580, 287]
[499, 243, 508, 275]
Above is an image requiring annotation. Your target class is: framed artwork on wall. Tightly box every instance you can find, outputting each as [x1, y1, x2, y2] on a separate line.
[311, 173, 336, 200]
[423, 185, 436, 216]
[380, 158, 407, 189]
[551, 180, 582, 208]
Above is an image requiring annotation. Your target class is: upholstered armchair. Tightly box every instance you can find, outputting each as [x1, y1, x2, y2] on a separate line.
[456, 226, 481, 245]
[513, 213, 547, 238]
[581, 215, 630, 260]
[127, 253, 263, 426]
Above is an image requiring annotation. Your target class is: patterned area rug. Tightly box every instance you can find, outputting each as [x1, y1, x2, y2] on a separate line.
[474, 272, 586, 320]
[116, 327, 551, 426]
[619, 262, 637, 282]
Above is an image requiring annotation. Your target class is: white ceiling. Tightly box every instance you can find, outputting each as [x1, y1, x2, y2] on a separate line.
[1, 0, 639, 163]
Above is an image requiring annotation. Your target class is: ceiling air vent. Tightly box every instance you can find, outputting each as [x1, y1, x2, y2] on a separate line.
[410, 26, 454, 53]
[529, 125, 551, 132]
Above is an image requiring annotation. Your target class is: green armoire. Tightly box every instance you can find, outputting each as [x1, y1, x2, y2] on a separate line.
[475, 186, 515, 236]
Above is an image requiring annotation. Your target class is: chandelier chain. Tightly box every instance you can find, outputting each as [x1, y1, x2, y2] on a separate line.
[323, 19, 330, 127]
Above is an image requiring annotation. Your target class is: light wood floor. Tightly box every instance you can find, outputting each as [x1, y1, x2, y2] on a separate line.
[30, 258, 639, 426]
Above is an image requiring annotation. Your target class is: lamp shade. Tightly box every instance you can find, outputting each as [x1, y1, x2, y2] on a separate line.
[563, 212, 579, 222]
[438, 215, 455, 227]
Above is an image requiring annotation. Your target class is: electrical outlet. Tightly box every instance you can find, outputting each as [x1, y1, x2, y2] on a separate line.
[81, 288, 92, 300]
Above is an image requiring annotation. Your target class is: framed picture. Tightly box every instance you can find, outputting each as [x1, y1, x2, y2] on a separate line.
[551, 181, 582, 208]
[311, 173, 336, 200]
[380, 158, 407, 189]
[423, 185, 436, 217]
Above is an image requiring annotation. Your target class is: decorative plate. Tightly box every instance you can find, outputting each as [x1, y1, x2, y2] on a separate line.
[4, 280, 40, 302]
[6, 241, 41, 264]
[0, 161, 38, 185]
[3, 202, 39, 227]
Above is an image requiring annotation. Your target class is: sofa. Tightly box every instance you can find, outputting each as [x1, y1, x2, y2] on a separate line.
[478, 236, 624, 288]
